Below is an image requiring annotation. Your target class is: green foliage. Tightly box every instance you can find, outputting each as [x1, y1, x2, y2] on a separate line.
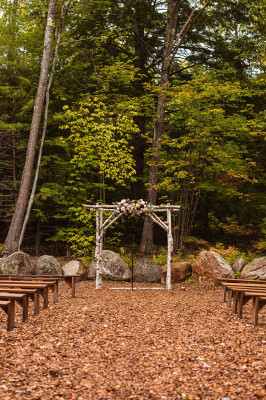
[157, 67, 264, 246]
[0, 0, 265, 253]
[210, 243, 252, 265]
[41, 96, 138, 255]
[62, 96, 137, 185]
[152, 247, 168, 266]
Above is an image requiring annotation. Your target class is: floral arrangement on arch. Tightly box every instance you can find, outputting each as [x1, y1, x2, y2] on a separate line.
[116, 199, 153, 217]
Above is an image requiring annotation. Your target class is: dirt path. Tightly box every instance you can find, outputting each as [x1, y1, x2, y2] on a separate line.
[0, 281, 265, 400]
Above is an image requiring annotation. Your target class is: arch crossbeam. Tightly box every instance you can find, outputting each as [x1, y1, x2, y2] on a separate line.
[85, 203, 180, 290]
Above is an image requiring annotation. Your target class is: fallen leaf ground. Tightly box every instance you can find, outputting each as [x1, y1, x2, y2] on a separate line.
[0, 281, 265, 400]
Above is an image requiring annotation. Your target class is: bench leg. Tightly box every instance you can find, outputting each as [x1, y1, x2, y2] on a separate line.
[32, 291, 40, 315]
[54, 281, 58, 303]
[228, 289, 233, 308]
[251, 297, 259, 326]
[39, 288, 49, 309]
[232, 291, 238, 314]
[17, 297, 29, 322]
[72, 277, 76, 298]
[238, 292, 244, 318]
[65, 277, 76, 298]
[223, 286, 227, 302]
[6, 300, 15, 331]
[43, 287, 48, 309]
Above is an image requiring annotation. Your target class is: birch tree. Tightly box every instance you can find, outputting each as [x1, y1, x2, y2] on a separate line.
[3, 0, 57, 255]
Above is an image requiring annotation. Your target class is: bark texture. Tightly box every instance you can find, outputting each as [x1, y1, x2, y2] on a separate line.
[140, 0, 212, 253]
[140, 0, 180, 253]
[18, 1, 71, 251]
[3, 0, 57, 256]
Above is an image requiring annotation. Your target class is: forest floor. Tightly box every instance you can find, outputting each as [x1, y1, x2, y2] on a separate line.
[0, 281, 265, 400]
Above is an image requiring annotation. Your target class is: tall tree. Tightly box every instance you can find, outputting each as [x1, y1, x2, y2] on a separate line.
[3, 0, 57, 255]
[140, 0, 212, 253]
[18, 0, 72, 251]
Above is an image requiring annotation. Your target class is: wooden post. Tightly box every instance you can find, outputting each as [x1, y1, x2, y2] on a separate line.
[166, 204, 172, 291]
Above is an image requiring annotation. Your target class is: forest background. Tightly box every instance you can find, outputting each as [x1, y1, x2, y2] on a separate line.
[0, 0, 265, 264]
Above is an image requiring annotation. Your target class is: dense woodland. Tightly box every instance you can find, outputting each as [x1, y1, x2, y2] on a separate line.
[0, 0, 265, 258]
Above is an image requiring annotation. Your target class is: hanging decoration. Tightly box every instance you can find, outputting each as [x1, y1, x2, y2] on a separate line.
[116, 199, 153, 217]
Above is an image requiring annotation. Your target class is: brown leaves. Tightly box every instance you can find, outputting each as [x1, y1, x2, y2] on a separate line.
[0, 281, 265, 399]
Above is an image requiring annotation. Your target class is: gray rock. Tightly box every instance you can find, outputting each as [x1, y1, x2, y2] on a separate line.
[36, 255, 62, 275]
[161, 262, 192, 284]
[62, 260, 86, 279]
[89, 250, 130, 281]
[240, 257, 266, 280]
[232, 258, 245, 274]
[192, 251, 233, 285]
[0, 251, 36, 275]
[133, 258, 161, 283]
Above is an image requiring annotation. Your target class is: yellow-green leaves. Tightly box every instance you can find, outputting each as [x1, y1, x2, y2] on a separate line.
[64, 97, 137, 186]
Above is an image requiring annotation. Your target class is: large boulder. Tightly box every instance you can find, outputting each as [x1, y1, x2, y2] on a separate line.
[192, 251, 233, 285]
[161, 262, 192, 284]
[35, 255, 62, 275]
[133, 258, 161, 283]
[240, 257, 266, 280]
[0, 251, 36, 275]
[62, 260, 86, 280]
[89, 250, 130, 281]
[232, 258, 245, 274]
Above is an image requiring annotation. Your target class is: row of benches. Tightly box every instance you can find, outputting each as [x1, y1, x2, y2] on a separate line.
[219, 278, 266, 326]
[0, 274, 78, 331]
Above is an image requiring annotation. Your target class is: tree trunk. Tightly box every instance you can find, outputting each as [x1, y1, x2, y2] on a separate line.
[140, 0, 212, 253]
[131, 0, 147, 198]
[3, 0, 57, 256]
[18, 1, 71, 251]
[140, 0, 180, 253]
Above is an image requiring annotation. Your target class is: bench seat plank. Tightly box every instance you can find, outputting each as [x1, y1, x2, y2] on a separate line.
[0, 292, 28, 321]
[0, 275, 79, 298]
[0, 299, 15, 331]
[0, 288, 40, 315]
[0, 283, 49, 309]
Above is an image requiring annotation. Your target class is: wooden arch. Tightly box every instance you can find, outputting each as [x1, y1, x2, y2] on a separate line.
[85, 203, 180, 290]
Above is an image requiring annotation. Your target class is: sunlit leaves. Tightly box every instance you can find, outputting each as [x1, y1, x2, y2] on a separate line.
[62, 96, 137, 185]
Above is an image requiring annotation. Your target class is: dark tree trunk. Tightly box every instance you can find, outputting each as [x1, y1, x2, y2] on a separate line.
[140, 0, 180, 253]
[140, 0, 212, 253]
[3, 0, 57, 256]
[131, 0, 147, 198]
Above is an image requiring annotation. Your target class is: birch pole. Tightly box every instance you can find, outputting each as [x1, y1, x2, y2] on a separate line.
[166, 204, 173, 291]
[99, 208, 103, 289]
[95, 207, 100, 289]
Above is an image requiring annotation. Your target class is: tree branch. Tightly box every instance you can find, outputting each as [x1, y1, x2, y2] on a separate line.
[170, 0, 212, 65]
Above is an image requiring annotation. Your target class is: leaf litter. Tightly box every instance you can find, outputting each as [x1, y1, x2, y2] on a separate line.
[0, 281, 265, 400]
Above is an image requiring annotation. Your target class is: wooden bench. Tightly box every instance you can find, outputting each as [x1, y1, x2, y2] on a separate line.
[0, 279, 57, 304]
[0, 282, 50, 309]
[0, 292, 28, 322]
[219, 279, 266, 302]
[244, 293, 266, 326]
[221, 283, 266, 310]
[0, 299, 15, 331]
[0, 275, 79, 298]
[0, 288, 40, 315]
[220, 280, 266, 326]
